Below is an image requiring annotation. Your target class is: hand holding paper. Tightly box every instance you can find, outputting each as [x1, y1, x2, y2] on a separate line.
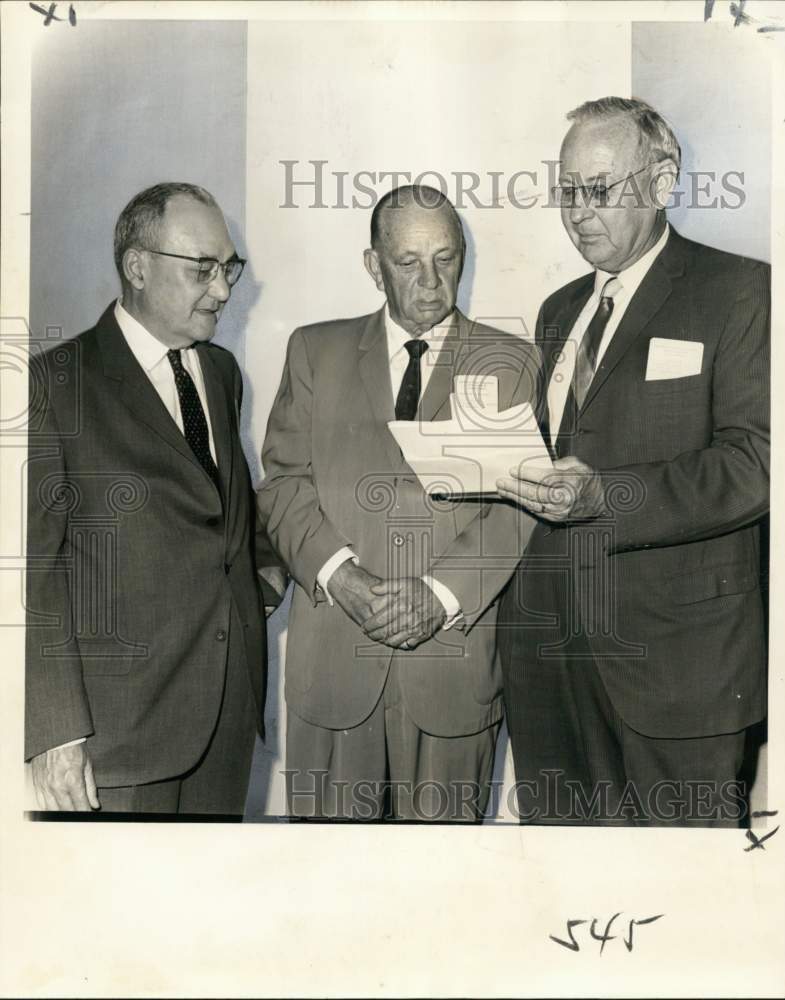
[496, 455, 608, 522]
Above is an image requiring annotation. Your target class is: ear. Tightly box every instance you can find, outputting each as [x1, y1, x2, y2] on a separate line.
[650, 159, 678, 210]
[122, 248, 146, 290]
[363, 248, 385, 292]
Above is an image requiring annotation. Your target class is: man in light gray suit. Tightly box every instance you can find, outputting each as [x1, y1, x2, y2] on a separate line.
[258, 185, 539, 821]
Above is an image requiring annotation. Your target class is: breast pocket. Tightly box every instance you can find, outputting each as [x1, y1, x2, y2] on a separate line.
[641, 372, 705, 397]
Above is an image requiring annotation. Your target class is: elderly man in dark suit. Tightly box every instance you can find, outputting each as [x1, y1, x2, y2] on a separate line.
[258, 185, 539, 821]
[496, 98, 769, 826]
[26, 182, 283, 815]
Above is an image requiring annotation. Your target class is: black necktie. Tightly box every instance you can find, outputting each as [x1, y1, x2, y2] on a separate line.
[395, 339, 429, 420]
[556, 277, 619, 455]
[167, 349, 220, 490]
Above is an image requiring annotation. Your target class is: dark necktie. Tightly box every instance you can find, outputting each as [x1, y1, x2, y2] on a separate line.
[395, 339, 429, 420]
[556, 276, 619, 455]
[573, 276, 620, 409]
[167, 348, 220, 490]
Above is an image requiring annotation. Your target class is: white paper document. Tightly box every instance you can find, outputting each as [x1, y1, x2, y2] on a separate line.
[645, 337, 704, 380]
[388, 377, 553, 497]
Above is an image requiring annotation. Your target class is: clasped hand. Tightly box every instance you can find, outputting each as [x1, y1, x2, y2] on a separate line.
[330, 562, 446, 649]
[496, 455, 608, 522]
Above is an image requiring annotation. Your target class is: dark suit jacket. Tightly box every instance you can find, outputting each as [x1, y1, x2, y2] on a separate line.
[257, 307, 539, 736]
[505, 228, 769, 738]
[25, 303, 269, 787]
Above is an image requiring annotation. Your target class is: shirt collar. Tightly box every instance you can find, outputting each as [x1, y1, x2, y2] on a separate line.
[114, 299, 174, 372]
[593, 222, 670, 300]
[384, 303, 454, 361]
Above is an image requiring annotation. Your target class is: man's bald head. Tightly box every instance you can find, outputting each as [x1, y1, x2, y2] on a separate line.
[370, 185, 464, 253]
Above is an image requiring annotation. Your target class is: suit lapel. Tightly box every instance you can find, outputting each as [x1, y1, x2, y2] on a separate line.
[538, 277, 593, 448]
[358, 308, 404, 469]
[96, 303, 227, 502]
[581, 229, 687, 414]
[96, 304, 204, 475]
[539, 276, 594, 387]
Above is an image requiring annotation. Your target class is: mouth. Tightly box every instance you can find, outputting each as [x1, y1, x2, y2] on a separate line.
[417, 301, 444, 310]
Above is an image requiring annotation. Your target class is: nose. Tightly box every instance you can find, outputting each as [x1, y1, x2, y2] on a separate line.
[207, 267, 231, 303]
[417, 260, 440, 290]
[568, 201, 594, 226]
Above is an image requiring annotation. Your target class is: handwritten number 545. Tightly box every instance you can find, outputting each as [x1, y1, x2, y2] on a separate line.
[550, 913, 664, 954]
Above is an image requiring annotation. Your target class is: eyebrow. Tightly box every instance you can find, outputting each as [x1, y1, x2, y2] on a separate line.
[191, 249, 240, 262]
[397, 246, 459, 256]
[558, 172, 612, 185]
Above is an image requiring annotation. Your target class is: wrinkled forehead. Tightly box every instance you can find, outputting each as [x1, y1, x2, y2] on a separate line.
[559, 118, 642, 180]
[159, 195, 235, 257]
[377, 202, 464, 253]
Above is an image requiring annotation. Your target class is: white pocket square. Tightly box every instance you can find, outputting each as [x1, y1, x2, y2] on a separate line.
[645, 337, 704, 381]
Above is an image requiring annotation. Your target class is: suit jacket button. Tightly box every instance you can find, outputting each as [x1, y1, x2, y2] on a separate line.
[215, 629, 227, 641]
[224, 563, 231, 574]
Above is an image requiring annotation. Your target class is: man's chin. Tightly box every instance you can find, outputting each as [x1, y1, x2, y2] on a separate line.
[191, 311, 220, 339]
[574, 239, 613, 270]
[413, 305, 451, 331]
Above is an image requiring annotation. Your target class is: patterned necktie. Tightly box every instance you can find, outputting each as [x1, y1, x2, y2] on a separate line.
[555, 276, 620, 457]
[572, 276, 620, 409]
[167, 349, 220, 490]
[395, 339, 429, 420]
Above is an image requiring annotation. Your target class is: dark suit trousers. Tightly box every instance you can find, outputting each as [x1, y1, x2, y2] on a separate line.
[96, 603, 257, 817]
[499, 564, 747, 828]
[286, 658, 500, 822]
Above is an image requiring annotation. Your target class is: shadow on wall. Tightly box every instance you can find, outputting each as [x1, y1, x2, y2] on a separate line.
[215, 212, 265, 485]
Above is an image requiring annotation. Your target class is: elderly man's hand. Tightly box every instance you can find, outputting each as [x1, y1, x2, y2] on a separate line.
[496, 456, 608, 522]
[31, 743, 100, 811]
[329, 561, 384, 629]
[363, 577, 447, 649]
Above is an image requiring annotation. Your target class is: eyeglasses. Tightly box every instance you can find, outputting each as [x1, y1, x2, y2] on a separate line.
[551, 163, 658, 210]
[144, 249, 246, 286]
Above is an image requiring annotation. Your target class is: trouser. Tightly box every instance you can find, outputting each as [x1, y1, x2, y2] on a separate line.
[286, 659, 501, 822]
[501, 628, 748, 827]
[97, 605, 257, 817]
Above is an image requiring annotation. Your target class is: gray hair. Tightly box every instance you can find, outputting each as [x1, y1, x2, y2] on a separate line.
[113, 182, 217, 278]
[567, 97, 682, 177]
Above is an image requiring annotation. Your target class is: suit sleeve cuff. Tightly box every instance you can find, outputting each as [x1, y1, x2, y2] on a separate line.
[421, 575, 463, 630]
[49, 737, 87, 752]
[317, 548, 358, 606]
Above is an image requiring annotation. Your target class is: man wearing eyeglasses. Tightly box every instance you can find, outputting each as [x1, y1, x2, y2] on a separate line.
[496, 98, 769, 826]
[25, 182, 284, 815]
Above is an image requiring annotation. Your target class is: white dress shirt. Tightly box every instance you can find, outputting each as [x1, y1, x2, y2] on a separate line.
[317, 305, 462, 628]
[547, 224, 670, 446]
[51, 301, 219, 753]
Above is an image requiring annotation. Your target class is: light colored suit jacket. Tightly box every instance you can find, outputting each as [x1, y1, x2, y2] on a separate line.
[258, 307, 540, 736]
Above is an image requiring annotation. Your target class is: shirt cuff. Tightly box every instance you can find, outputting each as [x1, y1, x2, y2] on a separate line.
[50, 737, 87, 751]
[421, 575, 463, 630]
[317, 547, 359, 606]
